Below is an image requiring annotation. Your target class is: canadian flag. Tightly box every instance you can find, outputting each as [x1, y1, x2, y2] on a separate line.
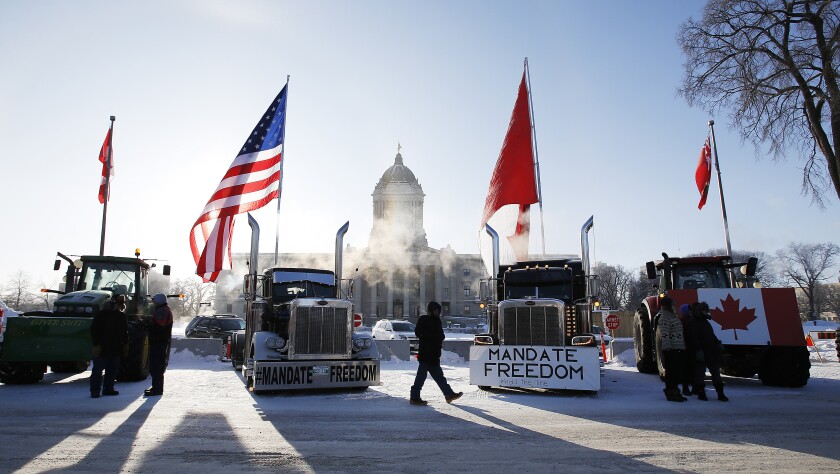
[670, 288, 805, 346]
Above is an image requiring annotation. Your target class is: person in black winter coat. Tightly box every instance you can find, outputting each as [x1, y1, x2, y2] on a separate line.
[409, 301, 462, 405]
[89, 295, 128, 398]
[145, 293, 173, 396]
[691, 302, 728, 401]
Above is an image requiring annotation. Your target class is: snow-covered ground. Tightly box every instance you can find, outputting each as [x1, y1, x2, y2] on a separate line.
[1, 317, 838, 472]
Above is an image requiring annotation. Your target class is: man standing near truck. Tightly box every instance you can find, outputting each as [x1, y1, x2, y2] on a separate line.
[409, 301, 463, 405]
[145, 293, 173, 397]
[90, 295, 128, 398]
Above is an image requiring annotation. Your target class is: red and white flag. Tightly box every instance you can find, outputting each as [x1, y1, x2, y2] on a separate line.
[695, 135, 712, 209]
[190, 85, 288, 282]
[98, 129, 114, 204]
[670, 288, 805, 346]
[479, 69, 538, 274]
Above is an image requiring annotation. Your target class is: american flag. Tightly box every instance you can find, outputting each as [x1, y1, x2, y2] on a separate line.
[97, 128, 113, 204]
[190, 85, 288, 282]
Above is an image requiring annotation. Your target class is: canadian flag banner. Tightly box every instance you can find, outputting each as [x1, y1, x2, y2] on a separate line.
[670, 288, 805, 347]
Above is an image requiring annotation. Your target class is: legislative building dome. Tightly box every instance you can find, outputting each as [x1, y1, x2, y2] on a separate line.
[369, 147, 428, 248]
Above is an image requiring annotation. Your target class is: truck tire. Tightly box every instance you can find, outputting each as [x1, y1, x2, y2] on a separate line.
[0, 362, 46, 384]
[49, 361, 90, 373]
[231, 332, 246, 370]
[758, 346, 810, 388]
[633, 309, 656, 374]
[118, 321, 150, 381]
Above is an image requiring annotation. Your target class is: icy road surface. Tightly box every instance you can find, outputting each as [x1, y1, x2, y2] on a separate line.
[1, 348, 838, 473]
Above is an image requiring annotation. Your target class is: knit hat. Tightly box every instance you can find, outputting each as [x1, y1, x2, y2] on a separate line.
[679, 304, 691, 318]
[152, 293, 167, 306]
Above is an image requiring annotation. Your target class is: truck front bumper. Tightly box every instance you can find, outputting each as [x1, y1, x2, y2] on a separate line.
[249, 359, 380, 391]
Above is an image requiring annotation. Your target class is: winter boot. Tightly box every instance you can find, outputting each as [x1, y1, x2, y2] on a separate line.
[664, 388, 685, 402]
[715, 384, 728, 402]
[697, 390, 708, 401]
[682, 385, 692, 397]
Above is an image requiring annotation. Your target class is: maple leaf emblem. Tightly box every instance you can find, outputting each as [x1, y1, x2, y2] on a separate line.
[710, 294, 757, 340]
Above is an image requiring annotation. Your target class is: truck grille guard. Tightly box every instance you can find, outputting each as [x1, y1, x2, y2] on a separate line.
[288, 302, 352, 360]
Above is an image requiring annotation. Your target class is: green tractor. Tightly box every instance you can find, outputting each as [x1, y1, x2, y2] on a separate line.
[0, 252, 170, 384]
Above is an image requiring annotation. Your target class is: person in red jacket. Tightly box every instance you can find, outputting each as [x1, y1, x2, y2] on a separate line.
[409, 301, 462, 406]
[145, 293, 173, 396]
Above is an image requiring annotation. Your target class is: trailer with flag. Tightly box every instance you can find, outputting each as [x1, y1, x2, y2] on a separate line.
[633, 253, 810, 387]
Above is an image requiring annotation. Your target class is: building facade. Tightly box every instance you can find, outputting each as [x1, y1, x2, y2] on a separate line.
[218, 150, 487, 328]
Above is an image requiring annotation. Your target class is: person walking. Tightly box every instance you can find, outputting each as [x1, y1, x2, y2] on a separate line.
[655, 296, 686, 402]
[145, 293, 173, 397]
[90, 294, 128, 398]
[409, 301, 463, 406]
[691, 302, 728, 401]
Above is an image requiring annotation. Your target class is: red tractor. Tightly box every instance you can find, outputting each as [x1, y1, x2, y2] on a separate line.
[633, 253, 810, 387]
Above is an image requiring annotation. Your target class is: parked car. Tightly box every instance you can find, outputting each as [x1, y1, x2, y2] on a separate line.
[372, 320, 419, 353]
[185, 314, 245, 339]
[591, 325, 613, 343]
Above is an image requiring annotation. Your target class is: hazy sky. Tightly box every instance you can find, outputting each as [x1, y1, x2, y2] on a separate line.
[2, 0, 838, 291]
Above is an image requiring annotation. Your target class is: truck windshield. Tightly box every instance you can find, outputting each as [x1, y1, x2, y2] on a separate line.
[505, 283, 573, 301]
[272, 281, 335, 303]
[79, 262, 137, 294]
[674, 265, 730, 289]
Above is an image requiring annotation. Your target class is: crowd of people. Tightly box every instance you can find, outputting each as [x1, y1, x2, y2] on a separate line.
[655, 296, 728, 403]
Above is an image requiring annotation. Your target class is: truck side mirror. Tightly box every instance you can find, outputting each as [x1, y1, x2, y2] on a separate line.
[162, 265, 171, 276]
[54, 259, 61, 271]
[645, 261, 657, 280]
[745, 257, 758, 277]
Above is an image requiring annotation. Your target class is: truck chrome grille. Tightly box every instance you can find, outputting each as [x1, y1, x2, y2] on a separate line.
[500, 305, 563, 346]
[292, 306, 350, 357]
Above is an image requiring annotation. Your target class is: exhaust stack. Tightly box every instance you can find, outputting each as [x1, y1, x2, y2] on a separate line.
[247, 213, 260, 301]
[485, 224, 500, 293]
[335, 221, 349, 297]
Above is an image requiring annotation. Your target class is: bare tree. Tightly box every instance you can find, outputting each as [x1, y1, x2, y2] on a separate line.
[628, 269, 657, 310]
[170, 276, 216, 319]
[2, 271, 35, 311]
[678, 0, 840, 205]
[776, 241, 840, 319]
[595, 264, 635, 310]
[688, 248, 782, 286]
[819, 282, 840, 318]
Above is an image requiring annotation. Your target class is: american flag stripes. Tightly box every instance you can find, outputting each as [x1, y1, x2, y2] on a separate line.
[190, 85, 288, 282]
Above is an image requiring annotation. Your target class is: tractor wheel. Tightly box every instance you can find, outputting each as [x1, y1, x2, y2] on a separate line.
[49, 361, 89, 373]
[118, 321, 150, 381]
[758, 346, 810, 388]
[633, 309, 656, 374]
[0, 362, 46, 384]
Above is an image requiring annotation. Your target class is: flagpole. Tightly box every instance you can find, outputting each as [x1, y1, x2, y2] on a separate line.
[524, 57, 546, 256]
[99, 115, 115, 256]
[708, 120, 733, 258]
[275, 76, 290, 265]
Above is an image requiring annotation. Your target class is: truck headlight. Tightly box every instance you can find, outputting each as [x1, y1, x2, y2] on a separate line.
[265, 336, 287, 351]
[353, 337, 373, 350]
[572, 335, 596, 346]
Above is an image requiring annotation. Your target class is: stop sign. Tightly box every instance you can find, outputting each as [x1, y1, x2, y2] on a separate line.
[605, 314, 620, 331]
